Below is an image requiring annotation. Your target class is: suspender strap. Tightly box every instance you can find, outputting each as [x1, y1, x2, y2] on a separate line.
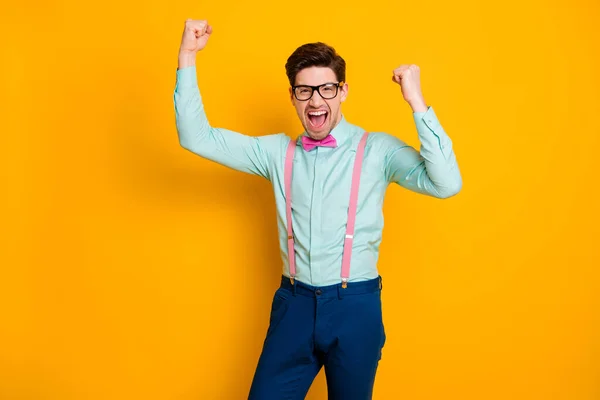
[284, 132, 370, 287]
[285, 140, 297, 284]
[341, 132, 369, 287]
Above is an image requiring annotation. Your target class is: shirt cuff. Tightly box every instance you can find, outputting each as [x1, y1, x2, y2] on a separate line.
[413, 106, 441, 131]
[175, 65, 198, 91]
[412, 105, 449, 158]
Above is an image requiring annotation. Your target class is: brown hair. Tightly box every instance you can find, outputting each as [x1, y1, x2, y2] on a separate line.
[285, 42, 346, 87]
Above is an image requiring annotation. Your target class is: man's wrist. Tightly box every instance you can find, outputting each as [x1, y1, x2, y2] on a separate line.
[409, 98, 428, 113]
[178, 51, 197, 70]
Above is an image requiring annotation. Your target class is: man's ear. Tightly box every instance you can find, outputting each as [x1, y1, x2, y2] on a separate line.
[289, 87, 294, 104]
[340, 83, 349, 103]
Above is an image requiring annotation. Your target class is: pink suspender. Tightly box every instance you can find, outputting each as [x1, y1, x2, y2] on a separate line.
[341, 132, 369, 287]
[284, 132, 370, 288]
[285, 140, 297, 283]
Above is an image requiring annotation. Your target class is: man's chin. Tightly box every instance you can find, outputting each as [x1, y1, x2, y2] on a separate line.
[306, 132, 329, 141]
[304, 125, 330, 140]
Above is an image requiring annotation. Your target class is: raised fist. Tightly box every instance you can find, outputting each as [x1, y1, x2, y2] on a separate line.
[392, 64, 425, 107]
[179, 19, 213, 54]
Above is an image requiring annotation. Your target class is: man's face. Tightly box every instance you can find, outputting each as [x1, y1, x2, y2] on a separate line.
[289, 66, 348, 140]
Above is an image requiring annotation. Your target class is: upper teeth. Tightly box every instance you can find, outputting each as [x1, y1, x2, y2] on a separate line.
[308, 111, 327, 116]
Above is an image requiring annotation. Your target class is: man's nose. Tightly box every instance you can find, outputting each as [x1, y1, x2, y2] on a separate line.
[309, 90, 325, 106]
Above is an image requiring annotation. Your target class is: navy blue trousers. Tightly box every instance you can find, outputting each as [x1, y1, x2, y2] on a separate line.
[248, 275, 386, 400]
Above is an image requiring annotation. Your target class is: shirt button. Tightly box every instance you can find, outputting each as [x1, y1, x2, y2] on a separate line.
[315, 289, 322, 296]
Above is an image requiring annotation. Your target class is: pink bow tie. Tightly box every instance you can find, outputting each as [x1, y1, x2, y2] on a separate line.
[301, 134, 337, 151]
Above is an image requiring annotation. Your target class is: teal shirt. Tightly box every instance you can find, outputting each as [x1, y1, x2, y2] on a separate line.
[174, 66, 462, 287]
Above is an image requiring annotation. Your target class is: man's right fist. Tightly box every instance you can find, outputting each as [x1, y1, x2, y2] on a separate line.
[179, 19, 212, 54]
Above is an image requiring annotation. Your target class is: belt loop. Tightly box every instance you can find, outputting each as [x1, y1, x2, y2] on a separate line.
[337, 283, 344, 300]
[379, 276, 383, 290]
[292, 280, 297, 296]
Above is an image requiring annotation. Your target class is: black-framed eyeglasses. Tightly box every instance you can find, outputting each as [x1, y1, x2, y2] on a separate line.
[292, 82, 345, 101]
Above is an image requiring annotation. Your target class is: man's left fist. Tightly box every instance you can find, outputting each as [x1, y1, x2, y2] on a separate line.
[392, 64, 425, 107]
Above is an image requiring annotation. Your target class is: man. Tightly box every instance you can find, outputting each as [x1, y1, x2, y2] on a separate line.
[174, 19, 462, 400]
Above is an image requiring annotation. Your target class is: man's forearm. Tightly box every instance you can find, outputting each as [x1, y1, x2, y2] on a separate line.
[178, 51, 197, 70]
[409, 98, 428, 113]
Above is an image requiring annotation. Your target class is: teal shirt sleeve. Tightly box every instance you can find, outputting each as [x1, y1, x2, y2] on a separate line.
[382, 106, 463, 198]
[173, 66, 284, 181]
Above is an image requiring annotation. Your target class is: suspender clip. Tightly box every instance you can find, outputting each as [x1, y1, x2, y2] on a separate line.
[290, 276, 295, 285]
[341, 278, 348, 289]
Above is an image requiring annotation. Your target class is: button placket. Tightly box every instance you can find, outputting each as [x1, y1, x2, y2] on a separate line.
[309, 147, 323, 284]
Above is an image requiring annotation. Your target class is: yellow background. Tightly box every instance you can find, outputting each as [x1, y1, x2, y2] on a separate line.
[1, 0, 599, 398]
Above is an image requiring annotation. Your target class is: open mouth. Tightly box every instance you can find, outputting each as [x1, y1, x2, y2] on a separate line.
[307, 110, 328, 130]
